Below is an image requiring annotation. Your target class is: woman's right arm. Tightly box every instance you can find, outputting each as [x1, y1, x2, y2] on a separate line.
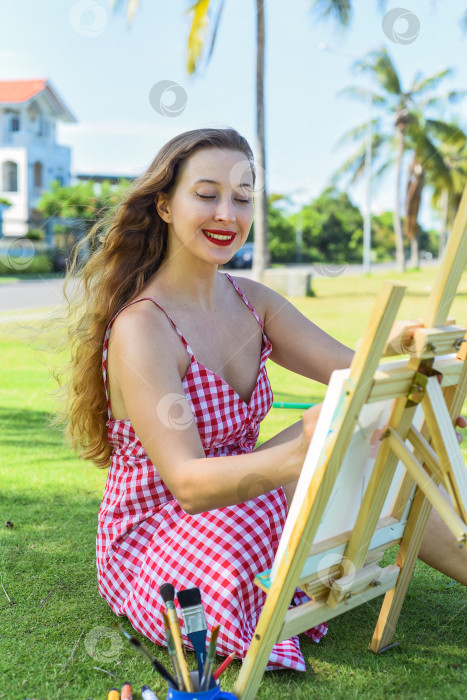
[108, 303, 316, 515]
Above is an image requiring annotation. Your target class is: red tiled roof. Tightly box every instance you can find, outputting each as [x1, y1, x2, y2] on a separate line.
[0, 79, 48, 103]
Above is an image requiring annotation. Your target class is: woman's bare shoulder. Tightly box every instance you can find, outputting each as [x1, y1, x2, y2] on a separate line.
[225, 274, 285, 320]
[109, 298, 182, 360]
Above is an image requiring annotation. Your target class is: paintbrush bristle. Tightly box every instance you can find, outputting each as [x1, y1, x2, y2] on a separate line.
[177, 587, 202, 608]
[159, 582, 176, 603]
[210, 625, 220, 646]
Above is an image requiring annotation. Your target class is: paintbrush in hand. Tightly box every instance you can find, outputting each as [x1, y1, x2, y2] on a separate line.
[177, 587, 208, 685]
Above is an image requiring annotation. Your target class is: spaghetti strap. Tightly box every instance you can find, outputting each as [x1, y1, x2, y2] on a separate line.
[101, 297, 195, 418]
[224, 272, 265, 331]
[102, 279, 265, 418]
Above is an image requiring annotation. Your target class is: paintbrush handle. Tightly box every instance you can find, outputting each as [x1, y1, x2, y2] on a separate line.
[115, 621, 178, 689]
[200, 660, 214, 691]
[200, 626, 220, 691]
[163, 616, 184, 690]
[166, 607, 193, 692]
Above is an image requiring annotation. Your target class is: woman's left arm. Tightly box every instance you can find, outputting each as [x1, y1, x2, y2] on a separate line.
[237, 278, 465, 439]
[255, 281, 354, 383]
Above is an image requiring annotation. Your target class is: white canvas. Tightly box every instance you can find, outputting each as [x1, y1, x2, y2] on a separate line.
[270, 358, 424, 582]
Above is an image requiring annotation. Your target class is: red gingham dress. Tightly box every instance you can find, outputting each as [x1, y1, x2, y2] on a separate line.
[97, 272, 327, 672]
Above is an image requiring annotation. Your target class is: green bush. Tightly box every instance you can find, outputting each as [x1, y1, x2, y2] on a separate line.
[0, 253, 52, 275]
[26, 228, 46, 241]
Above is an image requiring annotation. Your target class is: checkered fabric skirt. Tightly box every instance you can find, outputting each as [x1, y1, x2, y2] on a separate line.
[97, 273, 327, 671]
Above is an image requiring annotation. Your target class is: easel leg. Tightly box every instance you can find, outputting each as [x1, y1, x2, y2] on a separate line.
[370, 487, 432, 653]
[233, 589, 293, 700]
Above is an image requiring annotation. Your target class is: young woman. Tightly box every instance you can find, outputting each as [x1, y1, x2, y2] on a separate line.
[60, 127, 466, 672]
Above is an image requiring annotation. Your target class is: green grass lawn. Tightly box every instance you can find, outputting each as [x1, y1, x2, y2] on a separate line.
[0, 267, 466, 700]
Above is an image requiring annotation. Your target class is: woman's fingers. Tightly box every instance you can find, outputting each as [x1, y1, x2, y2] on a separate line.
[455, 415, 466, 444]
[388, 319, 424, 355]
[302, 403, 323, 442]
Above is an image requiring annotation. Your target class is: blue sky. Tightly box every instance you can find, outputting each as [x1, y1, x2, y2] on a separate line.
[2, 0, 467, 227]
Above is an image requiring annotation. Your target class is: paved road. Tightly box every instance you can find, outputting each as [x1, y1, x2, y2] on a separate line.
[0, 259, 439, 312]
[0, 277, 67, 312]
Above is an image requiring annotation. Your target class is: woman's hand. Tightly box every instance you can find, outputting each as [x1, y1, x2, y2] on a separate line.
[296, 403, 323, 466]
[455, 415, 466, 444]
[387, 318, 424, 355]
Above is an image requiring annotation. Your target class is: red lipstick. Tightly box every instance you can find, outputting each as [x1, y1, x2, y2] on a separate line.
[202, 229, 237, 247]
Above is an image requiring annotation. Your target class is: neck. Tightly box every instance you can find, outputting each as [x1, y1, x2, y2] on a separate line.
[151, 249, 221, 311]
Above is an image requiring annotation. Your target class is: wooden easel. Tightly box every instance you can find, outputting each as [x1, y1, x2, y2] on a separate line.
[233, 186, 467, 700]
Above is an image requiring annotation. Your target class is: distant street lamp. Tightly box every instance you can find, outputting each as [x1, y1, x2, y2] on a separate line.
[318, 43, 373, 273]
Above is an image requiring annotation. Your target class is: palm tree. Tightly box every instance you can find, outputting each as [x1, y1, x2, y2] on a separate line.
[333, 48, 465, 269]
[111, 0, 353, 281]
[430, 138, 467, 256]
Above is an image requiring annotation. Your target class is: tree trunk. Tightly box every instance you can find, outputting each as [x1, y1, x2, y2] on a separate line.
[252, 0, 269, 282]
[393, 129, 405, 272]
[405, 159, 425, 268]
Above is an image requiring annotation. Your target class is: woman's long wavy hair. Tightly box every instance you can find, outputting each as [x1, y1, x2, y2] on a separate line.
[55, 127, 255, 468]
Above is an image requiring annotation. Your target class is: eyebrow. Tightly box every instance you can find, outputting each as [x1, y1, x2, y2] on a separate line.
[193, 178, 253, 188]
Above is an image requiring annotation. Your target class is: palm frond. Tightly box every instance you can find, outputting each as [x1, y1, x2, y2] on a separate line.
[372, 158, 395, 182]
[310, 0, 352, 27]
[445, 90, 467, 104]
[419, 91, 467, 111]
[354, 48, 402, 97]
[330, 144, 367, 186]
[409, 68, 453, 96]
[205, 0, 225, 65]
[332, 131, 387, 186]
[109, 0, 140, 25]
[418, 135, 451, 184]
[185, 0, 212, 75]
[337, 85, 386, 105]
[425, 119, 467, 148]
[333, 118, 382, 149]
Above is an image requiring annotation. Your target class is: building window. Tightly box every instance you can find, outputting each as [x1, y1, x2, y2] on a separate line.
[34, 162, 43, 188]
[2, 161, 18, 192]
[37, 116, 49, 137]
[9, 114, 20, 132]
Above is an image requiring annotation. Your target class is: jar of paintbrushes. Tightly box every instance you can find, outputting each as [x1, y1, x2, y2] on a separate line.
[116, 583, 237, 700]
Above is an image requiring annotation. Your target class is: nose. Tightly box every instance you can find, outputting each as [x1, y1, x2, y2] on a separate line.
[214, 196, 237, 223]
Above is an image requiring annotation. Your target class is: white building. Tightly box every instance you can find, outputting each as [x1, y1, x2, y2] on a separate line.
[0, 79, 76, 236]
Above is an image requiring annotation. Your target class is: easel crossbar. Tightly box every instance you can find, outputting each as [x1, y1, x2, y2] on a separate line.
[277, 566, 400, 642]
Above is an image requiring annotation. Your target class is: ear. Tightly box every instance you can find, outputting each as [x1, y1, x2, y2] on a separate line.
[155, 192, 172, 224]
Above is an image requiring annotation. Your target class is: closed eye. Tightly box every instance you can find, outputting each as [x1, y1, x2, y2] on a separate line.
[195, 192, 251, 204]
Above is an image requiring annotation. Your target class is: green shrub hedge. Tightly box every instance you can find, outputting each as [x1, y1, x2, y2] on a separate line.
[0, 254, 53, 275]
